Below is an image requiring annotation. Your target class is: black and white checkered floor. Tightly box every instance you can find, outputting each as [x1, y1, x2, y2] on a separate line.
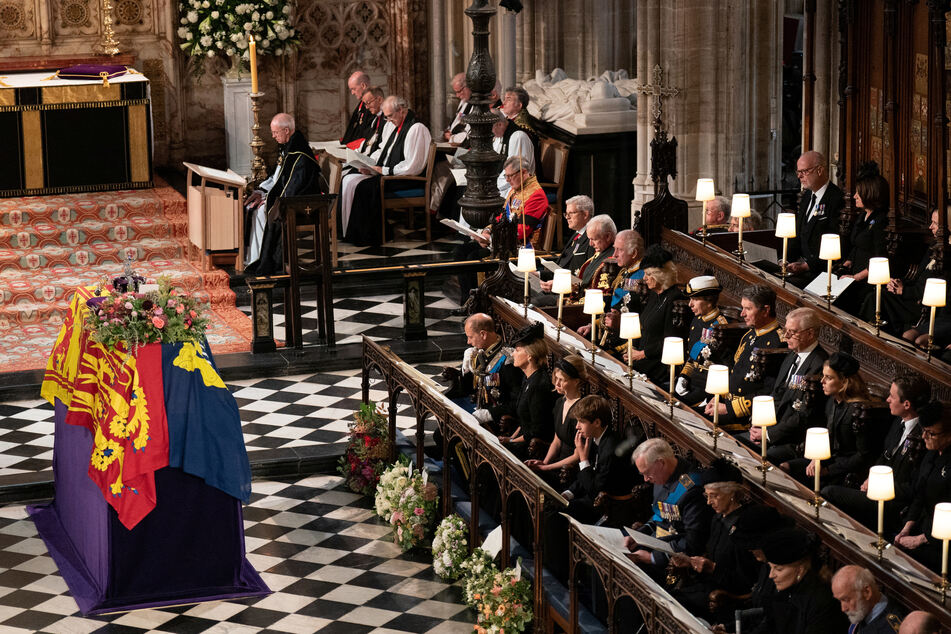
[0, 474, 478, 633]
[0, 363, 457, 478]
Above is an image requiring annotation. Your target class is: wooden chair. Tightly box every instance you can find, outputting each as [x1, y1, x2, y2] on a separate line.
[538, 138, 569, 250]
[535, 204, 561, 253]
[316, 153, 343, 266]
[380, 141, 438, 243]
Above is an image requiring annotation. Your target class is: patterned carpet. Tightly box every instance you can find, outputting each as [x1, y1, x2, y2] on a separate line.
[0, 181, 251, 372]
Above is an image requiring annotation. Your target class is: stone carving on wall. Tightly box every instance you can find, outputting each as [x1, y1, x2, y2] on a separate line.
[0, 0, 35, 39]
[52, 0, 98, 36]
[294, 1, 390, 77]
[113, 0, 150, 32]
[524, 68, 637, 134]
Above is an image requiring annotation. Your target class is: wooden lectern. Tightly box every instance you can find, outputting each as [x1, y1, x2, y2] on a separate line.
[183, 162, 246, 271]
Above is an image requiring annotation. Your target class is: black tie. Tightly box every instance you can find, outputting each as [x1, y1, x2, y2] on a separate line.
[786, 355, 800, 385]
[806, 194, 817, 220]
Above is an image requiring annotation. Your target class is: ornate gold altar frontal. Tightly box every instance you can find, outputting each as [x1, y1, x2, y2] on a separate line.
[0, 70, 151, 197]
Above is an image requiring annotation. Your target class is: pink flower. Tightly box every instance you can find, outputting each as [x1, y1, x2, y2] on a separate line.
[124, 302, 133, 309]
[189, 310, 197, 318]
[391, 510, 404, 523]
[151, 316, 165, 328]
[414, 507, 424, 516]
[176, 304, 185, 314]
[170, 290, 178, 296]
[167, 299, 176, 307]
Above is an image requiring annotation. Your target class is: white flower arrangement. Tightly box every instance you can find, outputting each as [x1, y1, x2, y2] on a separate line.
[177, 0, 300, 73]
[374, 461, 411, 522]
[374, 460, 439, 551]
[460, 548, 499, 608]
[432, 515, 469, 580]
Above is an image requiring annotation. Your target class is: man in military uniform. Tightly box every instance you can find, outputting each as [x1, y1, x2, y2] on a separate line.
[831, 566, 905, 633]
[741, 307, 828, 461]
[575, 214, 618, 294]
[895, 402, 951, 572]
[580, 229, 645, 355]
[690, 196, 731, 236]
[675, 275, 731, 407]
[625, 438, 711, 573]
[703, 285, 785, 432]
[459, 313, 523, 423]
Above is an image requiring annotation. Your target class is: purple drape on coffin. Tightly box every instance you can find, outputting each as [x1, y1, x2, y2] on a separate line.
[28, 400, 269, 615]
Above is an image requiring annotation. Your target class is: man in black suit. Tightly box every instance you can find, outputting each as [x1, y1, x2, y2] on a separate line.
[741, 307, 828, 461]
[786, 151, 846, 288]
[533, 195, 596, 305]
[563, 394, 635, 523]
[823, 374, 930, 532]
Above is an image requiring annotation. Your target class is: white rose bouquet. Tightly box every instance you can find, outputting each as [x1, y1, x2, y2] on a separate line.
[177, 0, 300, 75]
[432, 514, 469, 580]
[374, 461, 410, 522]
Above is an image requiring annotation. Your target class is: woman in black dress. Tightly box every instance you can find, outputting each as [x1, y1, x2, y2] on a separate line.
[501, 322, 557, 459]
[525, 355, 586, 483]
[624, 245, 687, 384]
[783, 352, 880, 487]
[841, 162, 889, 287]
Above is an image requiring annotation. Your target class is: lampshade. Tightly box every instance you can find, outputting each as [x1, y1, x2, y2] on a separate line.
[661, 337, 684, 366]
[866, 466, 895, 502]
[867, 257, 891, 286]
[751, 395, 777, 428]
[775, 213, 797, 239]
[582, 289, 605, 315]
[551, 269, 572, 295]
[619, 312, 641, 339]
[705, 364, 729, 395]
[818, 234, 840, 261]
[730, 194, 751, 218]
[803, 427, 831, 460]
[923, 278, 947, 308]
[696, 178, 716, 202]
[932, 503, 951, 540]
[516, 246, 536, 272]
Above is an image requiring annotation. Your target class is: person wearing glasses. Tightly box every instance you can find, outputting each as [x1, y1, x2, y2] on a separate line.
[895, 402, 951, 572]
[444, 72, 472, 145]
[741, 307, 828, 462]
[357, 87, 386, 155]
[340, 95, 432, 247]
[786, 151, 846, 287]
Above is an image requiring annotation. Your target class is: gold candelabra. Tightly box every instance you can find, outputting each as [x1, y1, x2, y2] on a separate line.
[249, 92, 267, 186]
[97, 0, 122, 56]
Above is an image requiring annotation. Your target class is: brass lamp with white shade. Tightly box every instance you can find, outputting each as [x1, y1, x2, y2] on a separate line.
[696, 178, 716, 244]
[751, 395, 777, 484]
[932, 502, 951, 602]
[803, 427, 831, 518]
[619, 312, 642, 388]
[818, 233, 841, 309]
[661, 337, 684, 417]
[867, 257, 890, 335]
[775, 212, 797, 287]
[516, 246, 536, 317]
[582, 289, 605, 364]
[551, 269, 572, 341]
[865, 465, 894, 561]
[923, 278, 947, 361]
[731, 194, 751, 262]
[704, 364, 729, 451]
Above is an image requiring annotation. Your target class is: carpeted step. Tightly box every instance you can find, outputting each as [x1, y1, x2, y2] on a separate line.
[0, 238, 187, 272]
[0, 180, 251, 372]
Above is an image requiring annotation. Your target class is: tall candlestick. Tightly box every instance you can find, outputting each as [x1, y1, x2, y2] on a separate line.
[249, 39, 259, 94]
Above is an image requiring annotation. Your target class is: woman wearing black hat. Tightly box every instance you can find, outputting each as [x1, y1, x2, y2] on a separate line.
[783, 352, 882, 487]
[501, 322, 557, 459]
[751, 528, 846, 634]
[524, 355, 585, 483]
[668, 459, 760, 622]
[624, 245, 687, 384]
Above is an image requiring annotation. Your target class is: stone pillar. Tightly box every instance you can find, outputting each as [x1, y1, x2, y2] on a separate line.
[430, 0, 447, 135]
[631, 0, 659, 218]
[813, 0, 833, 160]
[499, 9, 517, 90]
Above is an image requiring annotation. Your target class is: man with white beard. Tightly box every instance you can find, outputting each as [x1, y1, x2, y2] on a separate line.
[830, 566, 904, 633]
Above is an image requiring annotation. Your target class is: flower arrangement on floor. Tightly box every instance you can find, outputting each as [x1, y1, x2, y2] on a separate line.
[177, 0, 301, 75]
[472, 561, 533, 634]
[460, 548, 498, 608]
[84, 275, 210, 350]
[374, 459, 439, 551]
[432, 514, 469, 580]
[337, 402, 390, 496]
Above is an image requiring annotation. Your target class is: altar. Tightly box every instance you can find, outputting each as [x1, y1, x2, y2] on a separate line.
[0, 69, 152, 197]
